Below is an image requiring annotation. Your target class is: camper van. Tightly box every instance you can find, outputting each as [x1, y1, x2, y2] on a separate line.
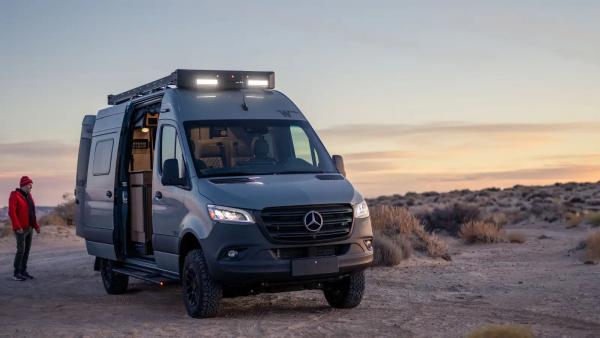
[75, 69, 373, 318]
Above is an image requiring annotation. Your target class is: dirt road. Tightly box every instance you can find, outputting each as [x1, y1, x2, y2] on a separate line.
[1, 225, 599, 337]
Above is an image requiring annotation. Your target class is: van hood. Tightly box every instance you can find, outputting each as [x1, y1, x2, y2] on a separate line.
[195, 174, 358, 210]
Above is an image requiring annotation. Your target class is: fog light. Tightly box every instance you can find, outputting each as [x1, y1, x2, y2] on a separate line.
[364, 239, 373, 251]
[227, 249, 239, 258]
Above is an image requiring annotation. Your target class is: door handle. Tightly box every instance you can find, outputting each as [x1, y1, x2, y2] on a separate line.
[106, 191, 112, 198]
[154, 191, 163, 200]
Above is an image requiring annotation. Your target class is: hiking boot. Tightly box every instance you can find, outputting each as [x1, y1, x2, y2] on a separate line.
[12, 274, 26, 281]
[21, 271, 34, 279]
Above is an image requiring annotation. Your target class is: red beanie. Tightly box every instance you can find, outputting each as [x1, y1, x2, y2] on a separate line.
[19, 176, 33, 187]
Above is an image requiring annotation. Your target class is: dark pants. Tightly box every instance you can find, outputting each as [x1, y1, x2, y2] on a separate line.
[13, 228, 32, 276]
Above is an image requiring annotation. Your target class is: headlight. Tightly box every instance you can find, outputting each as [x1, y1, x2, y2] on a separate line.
[354, 200, 370, 219]
[207, 205, 255, 224]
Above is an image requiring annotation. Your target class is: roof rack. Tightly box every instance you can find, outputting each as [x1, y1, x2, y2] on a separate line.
[107, 69, 275, 105]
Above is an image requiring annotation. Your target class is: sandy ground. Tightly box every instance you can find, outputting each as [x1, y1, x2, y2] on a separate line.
[0, 225, 599, 338]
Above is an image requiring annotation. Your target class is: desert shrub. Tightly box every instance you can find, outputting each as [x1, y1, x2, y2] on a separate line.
[486, 212, 509, 227]
[387, 233, 413, 259]
[566, 212, 585, 228]
[506, 231, 526, 244]
[1, 222, 13, 238]
[39, 193, 76, 226]
[418, 203, 481, 235]
[39, 213, 67, 226]
[530, 199, 566, 223]
[466, 324, 533, 338]
[459, 221, 505, 244]
[586, 212, 600, 227]
[372, 233, 407, 266]
[370, 205, 421, 235]
[54, 193, 76, 226]
[502, 208, 530, 224]
[422, 233, 449, 258]
[370, 205, 449, 260]
[569, 196, 585, 204]
[584, 232, 600, 263]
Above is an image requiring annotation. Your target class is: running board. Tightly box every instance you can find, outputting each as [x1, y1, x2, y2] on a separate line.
[112, 266, 177, 286]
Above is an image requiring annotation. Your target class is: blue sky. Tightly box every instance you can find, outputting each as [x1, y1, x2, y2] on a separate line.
[1, 1, 599, 205]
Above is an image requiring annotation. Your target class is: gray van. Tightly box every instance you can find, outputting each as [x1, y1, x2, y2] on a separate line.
[75, 69, 373, 318]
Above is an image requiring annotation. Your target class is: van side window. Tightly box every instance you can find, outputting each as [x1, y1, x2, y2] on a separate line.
[92, 139, 114, 175]
[290, 125, 318, 166]
[160, 125, 186, 179]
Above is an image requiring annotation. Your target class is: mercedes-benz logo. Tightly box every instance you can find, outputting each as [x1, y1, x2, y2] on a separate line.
[304, 210, 324, 232]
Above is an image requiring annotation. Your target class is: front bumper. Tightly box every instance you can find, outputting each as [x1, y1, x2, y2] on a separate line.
[199, 217, 373, 286]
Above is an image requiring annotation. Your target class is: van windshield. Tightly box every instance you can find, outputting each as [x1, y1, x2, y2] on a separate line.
[184, 120, 337, 178]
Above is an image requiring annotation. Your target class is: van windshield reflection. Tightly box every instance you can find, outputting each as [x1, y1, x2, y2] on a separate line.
[184, 119, 336, 178]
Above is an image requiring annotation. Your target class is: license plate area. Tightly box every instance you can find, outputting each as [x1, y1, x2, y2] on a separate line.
[291, 256, 339, 277]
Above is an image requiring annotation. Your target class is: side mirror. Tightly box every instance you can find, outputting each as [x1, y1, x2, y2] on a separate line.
[162, 159, 186, 186]
[332, 155, 346, 177]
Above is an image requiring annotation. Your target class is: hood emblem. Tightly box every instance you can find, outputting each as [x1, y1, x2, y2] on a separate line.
[304, 211, 324, 232]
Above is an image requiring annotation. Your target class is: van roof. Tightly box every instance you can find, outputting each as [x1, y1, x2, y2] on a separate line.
[170, 88, 306, 122]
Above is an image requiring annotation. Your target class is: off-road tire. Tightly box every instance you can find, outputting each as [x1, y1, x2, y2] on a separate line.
[323, 270, 365, 308]
[182, 249, 222, 318]
[100, 259, 129, 294]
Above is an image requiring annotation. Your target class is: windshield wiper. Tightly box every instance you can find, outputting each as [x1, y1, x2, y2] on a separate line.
[201, 172, 266, 178]
[275, 170, 324, 175]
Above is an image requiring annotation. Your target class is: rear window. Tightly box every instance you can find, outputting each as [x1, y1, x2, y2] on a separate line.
[92, 139, 114, 175]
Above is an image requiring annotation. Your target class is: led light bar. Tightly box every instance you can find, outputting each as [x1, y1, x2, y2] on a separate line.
[196, 78, 219, 86]
[108, 69, 275, 105]
[247, 79, 269, 87]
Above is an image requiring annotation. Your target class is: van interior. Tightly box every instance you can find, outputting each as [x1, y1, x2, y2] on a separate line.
[127, 104, 159, 259]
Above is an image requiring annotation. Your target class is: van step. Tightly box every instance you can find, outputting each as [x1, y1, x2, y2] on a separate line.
[112, 267, 175, 286]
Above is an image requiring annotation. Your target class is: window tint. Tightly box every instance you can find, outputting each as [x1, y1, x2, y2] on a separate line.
[160, 125, 186, 179]
[185, 120, 336, 177]
[92, 139, 114, 175]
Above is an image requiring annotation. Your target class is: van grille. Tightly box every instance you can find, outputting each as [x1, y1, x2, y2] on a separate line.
[260, 204, 354, 243]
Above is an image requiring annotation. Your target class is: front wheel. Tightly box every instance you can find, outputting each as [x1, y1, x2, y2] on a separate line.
[182, 249, 222, 318]
[100, 259, 129, 294]
[323, 270, 365, 308]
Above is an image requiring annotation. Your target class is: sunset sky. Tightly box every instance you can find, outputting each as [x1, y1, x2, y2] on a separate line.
[1, 1, 599, 206]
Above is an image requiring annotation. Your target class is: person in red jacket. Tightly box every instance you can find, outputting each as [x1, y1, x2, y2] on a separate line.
[8, 176, 41, 281]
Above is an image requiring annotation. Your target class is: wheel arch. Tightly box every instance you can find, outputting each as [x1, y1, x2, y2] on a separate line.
[179, 230, 203, 275]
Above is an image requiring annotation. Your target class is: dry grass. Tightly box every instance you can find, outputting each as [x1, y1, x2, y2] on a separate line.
[370, 205, 421, 234]
[387, 233, 413, 259]
[586, 212, 600, 227]
[39, 213, 67, 226]
[488, 212, 510, 227]
[566, 212, 585, 228]
[38, 193, 76, 227]
[466, 324, 533, 338]
[422, 233, 449, 258]
[459, 221, 505, 244]
[507, 231, 526, 244]
[0, 223, 13, 238]
[584, 232, 600, 263]
[370, 205, 449, 264]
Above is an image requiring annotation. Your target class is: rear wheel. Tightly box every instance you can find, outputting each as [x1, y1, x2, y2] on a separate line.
[100, 259, 129, 294]
[182, 249, 222, 318]
[323, 270, 365, 308]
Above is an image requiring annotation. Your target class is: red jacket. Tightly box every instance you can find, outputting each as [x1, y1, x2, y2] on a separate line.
[8, 190, 40, 231]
